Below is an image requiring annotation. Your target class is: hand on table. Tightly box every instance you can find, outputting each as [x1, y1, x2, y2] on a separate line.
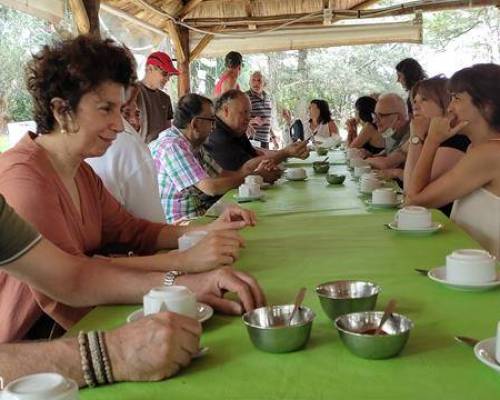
[178, 267, 266, 315]
[210, 205, 257, 228]
[284, 141, 310, 159]
[106, 311, 201, 382]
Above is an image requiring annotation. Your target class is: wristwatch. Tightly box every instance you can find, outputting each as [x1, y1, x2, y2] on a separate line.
[410, 135, 424, 145]
[164, 270, 184, 287]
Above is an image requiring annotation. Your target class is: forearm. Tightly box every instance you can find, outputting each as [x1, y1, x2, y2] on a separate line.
[0, 339, 85, 387]
[406, 140, 440, 198]
[196, 174, 244, 196]
[403, 143, 423, 192]
[108, 251, 185, 273]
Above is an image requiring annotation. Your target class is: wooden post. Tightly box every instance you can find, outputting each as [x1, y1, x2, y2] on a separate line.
[68, 0, 100, 37]
[178, 26, 191, 96]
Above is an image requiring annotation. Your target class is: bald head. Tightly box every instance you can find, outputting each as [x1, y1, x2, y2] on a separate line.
[215, 89, 251, 136]
[374, 93, 409, 133]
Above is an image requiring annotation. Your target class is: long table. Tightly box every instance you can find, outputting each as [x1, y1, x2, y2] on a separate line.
[69, 151, 500, 399]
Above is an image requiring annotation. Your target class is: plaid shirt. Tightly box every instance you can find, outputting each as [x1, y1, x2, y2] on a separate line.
[149, 126, 222, 223]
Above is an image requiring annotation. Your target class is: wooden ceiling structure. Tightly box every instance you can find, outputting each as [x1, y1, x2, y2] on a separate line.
[31, 0, 500, 94]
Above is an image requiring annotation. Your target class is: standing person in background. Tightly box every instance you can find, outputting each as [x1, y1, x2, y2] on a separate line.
[213, 51, 242, 97]
[138, 51, 179, 144]
[246, 71, 278, 149]
[395, 58, 427, 117]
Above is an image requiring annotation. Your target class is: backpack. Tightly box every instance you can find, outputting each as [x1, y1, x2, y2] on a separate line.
[289, 119, 304, 142]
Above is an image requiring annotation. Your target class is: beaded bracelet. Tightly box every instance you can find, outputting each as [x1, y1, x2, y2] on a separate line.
[88, 331, 106, 385]
[78, 331, 96, 388]
[97, 331, 115, 384]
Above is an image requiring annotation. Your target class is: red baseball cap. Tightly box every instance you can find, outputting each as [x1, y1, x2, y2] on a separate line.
[146, 51, 180, 75]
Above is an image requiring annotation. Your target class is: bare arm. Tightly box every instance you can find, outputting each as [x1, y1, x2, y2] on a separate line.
[5, 239, 163, 307]
[328, 120, 339, 136]
[366, 148, 406, 170]
[220, 76, 237, 94]
[350, 124, 372, 149]
[0, 338, 84, 386]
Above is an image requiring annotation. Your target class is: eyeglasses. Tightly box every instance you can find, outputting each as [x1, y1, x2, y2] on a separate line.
[195, 116, 217, 125]
[371, 112, 399, 121]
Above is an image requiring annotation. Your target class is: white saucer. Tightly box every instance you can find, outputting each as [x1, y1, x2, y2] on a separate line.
[365, 199, 403, 209]
[127, 302, 214, 323]
[428, 267, 500, 291]
[386, 221, 442, 234]
[233, 193, 264, 202]
[286, 176, 307, 182]
[474, 337, 500, 372]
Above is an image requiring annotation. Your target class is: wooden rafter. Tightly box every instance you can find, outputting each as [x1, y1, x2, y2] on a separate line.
[179, 0, 204, 20]
[189, 27, 222, 61]
[68, 0, 90, 34]
[166, 20, 187, 62]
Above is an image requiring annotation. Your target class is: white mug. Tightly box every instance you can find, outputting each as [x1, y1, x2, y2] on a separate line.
[178, 230, 208, 251]
[372, 188, 397, 205]
[1, 373, 79, 400]
[238, 182, 261, 198]
[285, 168, 306, 180]
[395, 206, 432, 229]
[360, 174, 381, 193]
[350, 158, 366, 168]
[445, 249, 496, 284]
[354, 165, 371, 178]
[143, 286, 198, 318]
[245, 175, 264, 186]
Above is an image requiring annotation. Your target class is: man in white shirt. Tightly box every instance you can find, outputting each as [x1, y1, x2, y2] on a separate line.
[86, 85, 166, 223]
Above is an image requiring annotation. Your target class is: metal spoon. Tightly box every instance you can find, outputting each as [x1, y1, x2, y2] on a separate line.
[289, 287, 307, 326]
[414, 268, 430, 276]
[374, 299, 397, 336]
[455, 336, 500, 365]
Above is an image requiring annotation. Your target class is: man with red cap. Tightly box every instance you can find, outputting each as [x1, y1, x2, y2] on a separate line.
[138, 51, 180, 143]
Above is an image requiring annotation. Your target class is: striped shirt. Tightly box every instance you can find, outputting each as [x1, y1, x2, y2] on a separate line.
[246, 90, 272, 143]
[150, 126, 222, 223]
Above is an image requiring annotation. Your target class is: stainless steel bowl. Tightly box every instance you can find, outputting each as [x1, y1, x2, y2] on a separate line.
[335, 311, 414, 359]
[316, 280, 380, 322]
[242, 305, 315, 353]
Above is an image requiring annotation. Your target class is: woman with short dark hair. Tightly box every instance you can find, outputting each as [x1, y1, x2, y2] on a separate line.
[407, 63, 500, 257]
[348, 96, 385, 155]
[307, 99, 340, 144]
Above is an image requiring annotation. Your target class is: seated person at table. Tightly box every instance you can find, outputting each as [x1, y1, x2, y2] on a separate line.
[150, 93, 270, 223]
[346, 96, 385, 156]
[403, 76, 470, 217]
[407, 63, 500, 257]
[364, 93, 410, 175]
[0, 195, 265, 386]
[306, 99, 340, 144]
[87, 84, 166, 223]
[205, 90, 309, 177]
[0, 35, 255, 342]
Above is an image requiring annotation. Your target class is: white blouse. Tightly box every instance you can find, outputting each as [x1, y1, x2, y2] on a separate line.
[451, 188, 500, 258]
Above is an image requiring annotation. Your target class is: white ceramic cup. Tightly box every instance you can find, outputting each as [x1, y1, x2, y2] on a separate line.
[445, 249, 496, 284]
[245, 175, 264, 186]
[285, 168, 307, 180]
[496, 321, 500, 363]
[360, 174, 381, 193]
[372, 188, 397, 205]
[354, 165, 371, 178]
[238, 182, 261, 198]
[178, 230, 208, 251]
[143, 286, 198, 318]
[395, 206, 432, 229]
[1, 373, 79, 400]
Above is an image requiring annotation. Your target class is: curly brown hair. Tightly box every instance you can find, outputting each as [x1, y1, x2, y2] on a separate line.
[26, 35, 136, 134]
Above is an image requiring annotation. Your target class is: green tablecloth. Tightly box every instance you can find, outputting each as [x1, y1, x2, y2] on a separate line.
[70, 205, 500, 399]
[207, 166, 371, 217]
[69, 163, 498, 398]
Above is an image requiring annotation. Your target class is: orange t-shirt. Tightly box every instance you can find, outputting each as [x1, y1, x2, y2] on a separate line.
[0, 133, 164, 342]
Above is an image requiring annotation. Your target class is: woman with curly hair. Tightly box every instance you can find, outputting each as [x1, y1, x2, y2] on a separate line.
[0, 35, 258, 342]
